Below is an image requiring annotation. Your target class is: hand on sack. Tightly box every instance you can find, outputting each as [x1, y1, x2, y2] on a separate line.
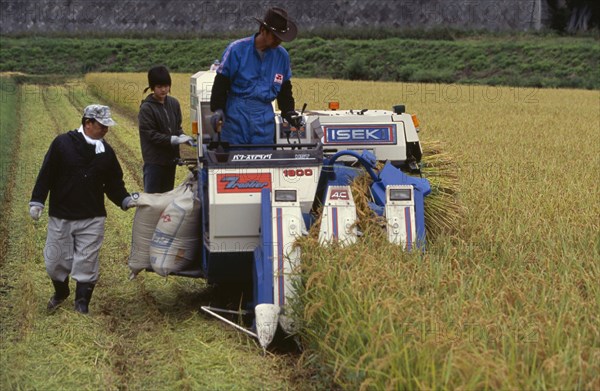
[29, 202, 44, 221]
[210, 109, 225, 132]
[284, 111, 303, 129]
[122, 193, 139, 210]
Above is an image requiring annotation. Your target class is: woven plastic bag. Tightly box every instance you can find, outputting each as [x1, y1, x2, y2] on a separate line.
[149, 177, 201, 277]
[128, 174, 195, 278]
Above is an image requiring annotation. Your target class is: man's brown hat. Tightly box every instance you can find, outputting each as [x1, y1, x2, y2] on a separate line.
[254, 7, 297, 42]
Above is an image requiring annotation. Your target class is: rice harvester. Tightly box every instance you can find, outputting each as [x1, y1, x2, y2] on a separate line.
[186, 70, 431, 348]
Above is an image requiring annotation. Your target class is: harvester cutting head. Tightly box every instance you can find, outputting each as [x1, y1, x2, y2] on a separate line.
[189, 71, 431, 349]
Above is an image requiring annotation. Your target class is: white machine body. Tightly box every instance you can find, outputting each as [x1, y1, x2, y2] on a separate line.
[190, 70, 218, 157]
[318, 185, 358, 246]
[385, 185, 417, 249]
[206, 161, 321, 253]
[270, 189, 306, 334]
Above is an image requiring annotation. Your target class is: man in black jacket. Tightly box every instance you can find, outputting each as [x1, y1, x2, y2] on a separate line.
[138, 66, 193, 193]
[29, 104, 137, 314]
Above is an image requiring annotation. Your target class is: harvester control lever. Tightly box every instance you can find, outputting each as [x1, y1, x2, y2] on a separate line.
[283, 103, 307, 147]
[285, 112, 304, 129]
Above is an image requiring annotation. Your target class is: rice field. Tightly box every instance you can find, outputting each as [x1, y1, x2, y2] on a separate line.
[1, 73, 598, 390]
[288, 79, 600, 390]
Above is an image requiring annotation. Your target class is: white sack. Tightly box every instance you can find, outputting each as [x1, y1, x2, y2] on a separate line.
[128, 174, 194, 277]
[149, 178, 201, 277]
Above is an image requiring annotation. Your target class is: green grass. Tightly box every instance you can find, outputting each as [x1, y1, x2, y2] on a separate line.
[0, 76, 18, 209]
[1, 36, 599, 89]
[0, 75, 20, 283]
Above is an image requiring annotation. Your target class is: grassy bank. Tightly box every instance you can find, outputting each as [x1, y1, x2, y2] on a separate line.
[1, 36, 599, 89]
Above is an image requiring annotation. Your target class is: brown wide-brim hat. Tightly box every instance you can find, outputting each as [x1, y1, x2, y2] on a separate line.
[253, 7, 297, 42]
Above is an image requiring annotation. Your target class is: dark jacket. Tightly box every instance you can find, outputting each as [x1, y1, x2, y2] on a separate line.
[30, 130, 129, 220]
[138, 94, 183, 166]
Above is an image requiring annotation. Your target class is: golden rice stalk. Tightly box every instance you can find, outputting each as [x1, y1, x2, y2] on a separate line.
[420, 140, 463, 239]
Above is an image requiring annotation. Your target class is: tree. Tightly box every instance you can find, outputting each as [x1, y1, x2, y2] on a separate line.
[546, 0, 599, 32]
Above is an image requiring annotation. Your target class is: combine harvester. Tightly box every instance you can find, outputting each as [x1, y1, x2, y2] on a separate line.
[184, 70, 431, 349]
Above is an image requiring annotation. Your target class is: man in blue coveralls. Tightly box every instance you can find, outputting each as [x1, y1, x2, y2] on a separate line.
[210, 7, 301, 144]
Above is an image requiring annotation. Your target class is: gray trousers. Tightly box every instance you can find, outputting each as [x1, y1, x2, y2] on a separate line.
[44, 216, 106, 283]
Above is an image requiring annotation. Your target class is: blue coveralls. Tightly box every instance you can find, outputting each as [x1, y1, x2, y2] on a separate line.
[217, 35, 292, 144]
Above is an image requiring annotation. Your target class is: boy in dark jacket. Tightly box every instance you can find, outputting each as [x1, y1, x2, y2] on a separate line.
[29, 104, 137, 314]
[138, 65, 194, 193]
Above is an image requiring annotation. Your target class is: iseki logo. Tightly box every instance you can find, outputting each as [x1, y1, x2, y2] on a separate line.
[324, 125, 396, 145]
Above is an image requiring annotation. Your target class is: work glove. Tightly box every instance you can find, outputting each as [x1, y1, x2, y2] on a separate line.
[29, 202, 44, 221]
[121, 193, 139, 211]
[210, 109, 225, 132]
[170, 134, 194, 146]
[179, 135, 194, 146]
[284, 111, 303, 129]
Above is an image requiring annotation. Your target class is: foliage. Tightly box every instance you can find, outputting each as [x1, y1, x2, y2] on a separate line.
[1, 36, 599, 89]
[546, 0, 600, 33]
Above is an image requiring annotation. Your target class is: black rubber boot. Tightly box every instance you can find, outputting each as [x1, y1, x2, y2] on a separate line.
[73, 282, 95, 314]
[47, 277, 70, 311]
